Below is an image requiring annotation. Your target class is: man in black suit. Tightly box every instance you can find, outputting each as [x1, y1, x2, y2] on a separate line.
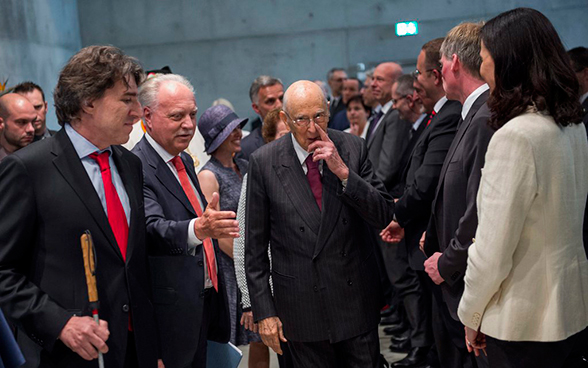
[132, 74, 234, 368]
[382, 38, 462, 367]
[14, 81, 56, 141]
[0, 45, 158, 368]
[330, 78, 362, 131]
[327, 67, 348, 120]
[239, 75, 284, 160]
[422, 23, 494, 368]
[246, 80, 394, 367]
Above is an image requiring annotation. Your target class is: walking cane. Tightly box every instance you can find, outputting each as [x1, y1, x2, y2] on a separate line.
[81, 230, 105, 368]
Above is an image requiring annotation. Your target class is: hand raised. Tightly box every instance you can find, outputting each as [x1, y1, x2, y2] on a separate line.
[59, 316, 109, 361]
[307, 124, 349, 181]
[194, 192, 239, 240]
[258, 316, 287, 355]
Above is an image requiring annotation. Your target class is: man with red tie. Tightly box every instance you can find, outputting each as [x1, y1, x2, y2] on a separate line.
[0, 46, 158, 367]
[131, 74, 235, 368]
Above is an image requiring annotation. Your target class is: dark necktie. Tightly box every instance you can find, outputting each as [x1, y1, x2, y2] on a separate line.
[89, 152, 128, 260]
[366, 109, 384, 142]
[171, 156, 218, 291]
[305, 155, 322, 211]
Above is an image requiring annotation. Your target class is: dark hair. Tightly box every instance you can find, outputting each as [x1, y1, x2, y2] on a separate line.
[567, 47, 588, 73]
[54, 45, 144, 125]
[481, 8, 582, 129]
[13, 81, 45, 101]
[345, 77, 363, 91]
[422, 38, 444, 70]
[261, 108, 284, 143]
[346, 94, 371, 114]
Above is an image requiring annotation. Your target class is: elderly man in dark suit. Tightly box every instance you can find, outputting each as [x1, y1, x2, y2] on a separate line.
[0, 46, 158, 368]
[382, 38, 462, 368]
[422, 22, 494, 368]
[245, 80, 394, 367]
[131, 74, 235, 368]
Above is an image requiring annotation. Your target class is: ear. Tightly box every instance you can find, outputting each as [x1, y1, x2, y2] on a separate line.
[80, 99, 95, 116]
[251, 103, 261, 116]
[44, 101, 48, 111]
[0, 117, 4, 130]
[433, 69, 443, 86]
[143, 106, 153, 132]
[451, 54, 460, 72]
[279, 110, 292, 132]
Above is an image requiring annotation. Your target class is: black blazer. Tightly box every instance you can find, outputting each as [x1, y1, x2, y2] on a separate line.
[245, 131, 394, 343]
[424, 92, 494, 319]
[0, 129, 157, 368]
[238, 123, 264, 161]
[395, 100, 462, 270]
[132, 137, 229, 368]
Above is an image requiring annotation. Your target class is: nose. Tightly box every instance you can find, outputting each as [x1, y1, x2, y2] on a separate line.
[25, 121, 35, 134]
[182, 115, 196, 130]
[130, 100, 141, 119]
[275, 99, 283, 109]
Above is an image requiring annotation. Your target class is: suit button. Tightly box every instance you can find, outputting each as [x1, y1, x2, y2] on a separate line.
[347, 280, 353, 286]
[313, 285, 318, 292]
[198, 261, 204, 267]
[299, 227, 305, 232]
[342, 218, 348, 225]
[122, 304, 130, 313]
[340, 251, 347, 257]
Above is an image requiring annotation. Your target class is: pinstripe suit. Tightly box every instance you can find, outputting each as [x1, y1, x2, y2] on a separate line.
[245, 129, 394, 349]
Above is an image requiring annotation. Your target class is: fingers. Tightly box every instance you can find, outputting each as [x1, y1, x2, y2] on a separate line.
[278, 322, 287, 343]
[315, 123, 331, 142]
[207, 192, 220, 211]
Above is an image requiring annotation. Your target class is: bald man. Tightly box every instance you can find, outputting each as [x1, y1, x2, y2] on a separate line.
[245, 80, 394, 367]
[0, 93, 37, 161]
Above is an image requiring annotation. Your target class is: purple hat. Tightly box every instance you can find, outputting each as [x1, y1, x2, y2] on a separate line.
[198, 105, 248, 154]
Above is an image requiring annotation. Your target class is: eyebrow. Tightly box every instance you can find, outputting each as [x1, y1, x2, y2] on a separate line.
[123, 91, 138, 97]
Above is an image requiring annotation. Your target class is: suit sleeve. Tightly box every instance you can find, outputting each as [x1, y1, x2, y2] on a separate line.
[245, 155, 275, 322]
[339, 137, 395, 230]
[144, 174, 192, 255]
[458, 128, 537, 330]
[438, 115, 494, 285]
[0, 156, 71, 351]
[395, 116, 457, 228]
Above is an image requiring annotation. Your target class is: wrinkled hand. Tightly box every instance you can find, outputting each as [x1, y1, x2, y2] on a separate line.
[240, 311, 258, 333]
[349, 122, 360, 137]
[465, 326, 487, 357]
[419, 232, 427, 255]
[380, 221, 405, 243]
[258, 316, 287, 355]
[424, 252, 444, 285]
[59, 316, 109, 361]
[307, 124, 349, 181]
[194, 192, 239, 240]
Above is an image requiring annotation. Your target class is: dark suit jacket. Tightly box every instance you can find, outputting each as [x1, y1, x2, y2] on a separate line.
[0, 129, 157, 368]
[367, 108, 412, 192]
[395, 100, 461, 270]
[238, 124, 264, 160]
[424, 92, 494, 319]
[245, 131, 394, 343]
[328, 96, 346, 124]
[132, 137, 230, 368]
[330, 109, 350, 131]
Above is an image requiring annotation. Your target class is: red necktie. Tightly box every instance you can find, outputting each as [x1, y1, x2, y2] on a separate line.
[89, 152, 128, 260]
[426, 110, 437, 127]
[171, 156, 218, 291]
[305, 155, 322, 211]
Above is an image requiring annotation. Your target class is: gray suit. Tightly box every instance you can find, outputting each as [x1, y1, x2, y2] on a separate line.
[245, 130, 394, 345]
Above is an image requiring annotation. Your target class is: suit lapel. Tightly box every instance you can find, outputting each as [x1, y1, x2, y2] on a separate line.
[274, 136, 321, 235]
[51, 130, 124, 261]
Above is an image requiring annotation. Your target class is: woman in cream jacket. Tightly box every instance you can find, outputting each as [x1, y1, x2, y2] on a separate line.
[458, 8, 588, 367]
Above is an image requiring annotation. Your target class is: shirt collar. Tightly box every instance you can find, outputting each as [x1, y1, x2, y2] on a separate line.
[65, 123, 111, 158]
[145, 132, 176, 163]
[433, 96, 448, 114]
[290, 133, 311, 166]
[413, 113, 427, 131]
[381, 100, 394, 114]
[580, 92, 588, 105]
[461, 84, 489, 120]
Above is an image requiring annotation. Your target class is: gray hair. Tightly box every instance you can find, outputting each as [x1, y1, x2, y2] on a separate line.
[249, 75, 283, 104]
[326, 67, 346, 81]
[365, 68, 375, 80]
[440, 22, 484, 79]
[138, 74, 195, 110]
[395, 74, 415, 97]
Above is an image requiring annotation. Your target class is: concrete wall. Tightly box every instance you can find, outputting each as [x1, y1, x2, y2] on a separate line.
[77, 0, 588, 122]
[0, 0, 81, 130]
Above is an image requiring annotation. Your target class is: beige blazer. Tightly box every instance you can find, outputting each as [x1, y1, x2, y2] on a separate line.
[458, 110, 588, 342]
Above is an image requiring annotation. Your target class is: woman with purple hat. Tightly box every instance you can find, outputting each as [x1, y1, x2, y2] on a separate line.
[197, 104, 249, 347]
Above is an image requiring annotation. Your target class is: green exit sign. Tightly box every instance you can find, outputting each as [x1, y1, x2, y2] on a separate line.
[396, 21, 419, 37]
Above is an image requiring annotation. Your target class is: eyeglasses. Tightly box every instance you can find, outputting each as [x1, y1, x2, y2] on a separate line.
[391, 95, 408, 106]
[283, 111, 329, 127]
[411, 67, 439, 79]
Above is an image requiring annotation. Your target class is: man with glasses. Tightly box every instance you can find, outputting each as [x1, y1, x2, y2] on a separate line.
[327, 68, 348, 120]
[246, 80, 394, 367]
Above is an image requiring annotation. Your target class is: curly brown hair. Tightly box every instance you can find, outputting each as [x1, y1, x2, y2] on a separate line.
[261, 108, 284, 143]
[54, 45, 144, 125]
